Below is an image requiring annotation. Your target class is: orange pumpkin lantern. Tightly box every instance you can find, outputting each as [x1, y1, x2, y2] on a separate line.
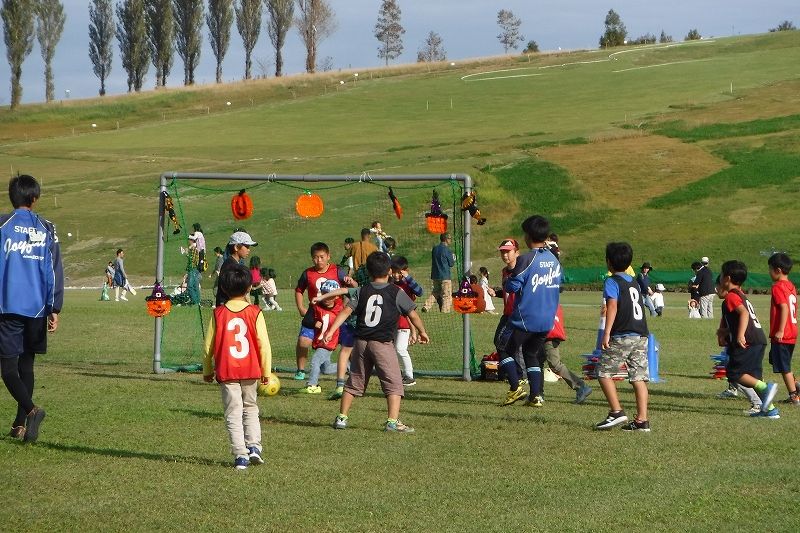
[146, 282, 172, 317]
[452, 278, 480, 314]
[296, 191, 324, 218]
[425, 189, 448, 234]
[231, 189, 254, 220]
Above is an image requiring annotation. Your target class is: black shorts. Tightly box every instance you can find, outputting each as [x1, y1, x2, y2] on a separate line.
[0, 314, 47, 358]
[769, 342, 795, 374]
[726, 343, 765, 382]
[301, 306, 316, 330]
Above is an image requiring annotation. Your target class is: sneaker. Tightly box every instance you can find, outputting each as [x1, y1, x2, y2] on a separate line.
[750, 407, 781, 419]
[328, 386, 344, 400]
[595, 410, 628, 430]
[333, 414, 348, 430]
[525, 396, 544, 407]
[502, 386, 526, 406]
[716, 386, 739, 399]
[758, 382, 778, 412]
[385, 420, 415, 433]
[743, 403, 762, 415]
[247, 446, 264, 465]
[402, 376, 417, 387]
[293, 371, 306, 381]
[575, 383, 593, 404]
[23, 407, 45, 443]
[301, 385, 322, 394]
[8, 425, 25, 440]
[234, 456, 249, 470]
[120, 295, 129, 301]
[621, 419, 651, 432]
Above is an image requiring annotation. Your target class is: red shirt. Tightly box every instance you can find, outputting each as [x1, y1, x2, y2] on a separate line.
[295, 264, 348, 301]
[770, 279, 798, 344]
[547, 305, 567, 341]
[212, 304, 264, 381]
[396, 279, 416, 330]
[250, 267, 261, 285]
[501, 267, 516, 316]
[313, 298, 343, 350]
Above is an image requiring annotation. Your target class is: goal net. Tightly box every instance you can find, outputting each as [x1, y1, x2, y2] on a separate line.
[153, 172, 478, 379]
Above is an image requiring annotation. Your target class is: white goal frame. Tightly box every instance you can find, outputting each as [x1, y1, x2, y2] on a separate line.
[153, 172, 475, 380]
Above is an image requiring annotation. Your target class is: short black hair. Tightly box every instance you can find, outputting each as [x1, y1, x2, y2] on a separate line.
[214, 246, 223, 254]
[439, 232, 450, 242]
[360, 228, 371, 238]
[249, 255, 261, 268]
[605, 242, 633, 273]
[344, 237, 355, 244]
[219, 263, 252, 298]
[721, 260, 748, 285]
[768, 252, 793, 274]
[267, 268, 276, 278]
[521, 215, 550, 243]
[384, 236, 396, 250]
[366, 251, 390, 278]
[691, 261, 701, 270]
[9, 174, 40, 208]
[469, 274, 478, 284]
[259, 267, 270, 277]
[310, 242, 329, 255]
[391, 255, 409, 271]
[192, 222, 202, 232]
[116, 248, 124, 255]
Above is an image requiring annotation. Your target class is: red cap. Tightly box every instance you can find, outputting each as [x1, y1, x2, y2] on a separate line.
[497, 238, 519, 251]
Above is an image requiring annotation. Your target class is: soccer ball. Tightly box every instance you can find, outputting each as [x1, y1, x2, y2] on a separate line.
[319, 279, 341, 294]
[258, 373, 281, 397]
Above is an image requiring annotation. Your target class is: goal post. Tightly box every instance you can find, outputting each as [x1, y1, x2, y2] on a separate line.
[153, 172, 475, 380]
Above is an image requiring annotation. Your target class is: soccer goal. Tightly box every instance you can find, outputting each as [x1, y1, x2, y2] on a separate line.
[152, 172, 478, 380]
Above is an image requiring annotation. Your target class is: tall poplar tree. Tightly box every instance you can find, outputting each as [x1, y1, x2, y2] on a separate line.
[1, 0, 35, 108]
[173, 0, 202, 85]
[116, 0, 149, 92]
[206, 0, 232, 83]
[496, 9, 523, 53]
[265, 0, 292, 77]
[234, 0, 261, 80]
[89, 0, 114, 96]
[295, 0, 336, 74]
[146, 0, 173, 88]
[34, 0, 66, 103]
[374, 0, 403, 66]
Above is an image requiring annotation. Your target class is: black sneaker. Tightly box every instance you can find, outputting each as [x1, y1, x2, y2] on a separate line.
[23, 407, 46, 443]
[402, 376, 416, 387]
[594, 410, 628, 430]
[621, 419, 651, 432]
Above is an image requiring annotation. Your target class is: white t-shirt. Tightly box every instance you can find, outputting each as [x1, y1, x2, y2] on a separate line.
[189, 231, 206, 252]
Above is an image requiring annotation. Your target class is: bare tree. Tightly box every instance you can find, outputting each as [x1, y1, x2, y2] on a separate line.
[417, 30, 445, 63]
[116, 0, 149, 92]
[146, 0, 173, 88]
[89, 0, 114, 96]
[374, 0, 404, 66]
[265, 0, 293, 77]
[497, 9, 523, 53]
[234, 0, 261, 80]
[2, 0, 36, 108]
[34, 0, 66, 103]
[207, 0, 233, 83]
[173, 0, 203, 85]
[296, 0, 336, 74]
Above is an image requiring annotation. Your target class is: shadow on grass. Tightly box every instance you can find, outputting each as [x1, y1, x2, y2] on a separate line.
[664, 373, 717, 381]
[400, 407, 592, 430]
[75, 371, 189, 383]
[38, 441, 227, 467]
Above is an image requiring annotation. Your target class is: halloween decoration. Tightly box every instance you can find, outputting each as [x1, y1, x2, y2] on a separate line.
[388, 187, 403, 219]
[425, 189, 448, 234]
[231, 189, 254, 220]
[452, 277, 480, 314]
[162, 191, 181, 235]
[295, 191, 324, 219]
[146, 282, 172, 318]
[461, 191, 486, 225]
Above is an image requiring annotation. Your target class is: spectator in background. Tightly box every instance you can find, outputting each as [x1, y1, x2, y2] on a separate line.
[688, 261, 702, 305]
[421, 233, 455, 313]
[350, 228, 378, 285]
[636, 262, 657, 317]
[339, 237, 355, 276]
[695, 256, 715, 318]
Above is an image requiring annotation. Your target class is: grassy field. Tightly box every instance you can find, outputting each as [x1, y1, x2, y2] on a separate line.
[1, 290, 798, 531]
[1, 32, 799, 284]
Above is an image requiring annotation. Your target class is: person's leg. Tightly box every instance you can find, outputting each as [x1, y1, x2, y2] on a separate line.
[370, 340, 413, 431]
[544, 340, 579, 390]
[241, 379, 262, 456]
[387, 394, 401, 420]
[14, 352, 35, 427]
[307, 348, 327, 387]
[643, 295, 656, 316]
[441, 279, 453, 313]
[295, 336, 311, 377]
[594, 336, 629, 429]
[395, 329, 413, 380]
[519, 332, 547, 399]
[220, 381, 248, 460]
[433, 279, 444, 311]
[631, 381, 649, 422]
[338, 340, 369, 422]
[421, 281, 437, 311]
[115, 286, 120, 301]
[1, 356, 35, 419]
[598, 377, 622, 412]
[625, 335, 650, 421]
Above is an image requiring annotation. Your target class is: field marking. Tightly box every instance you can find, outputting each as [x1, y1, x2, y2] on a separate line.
[465, 73, 543, 82]
[613, 57, 715, 73]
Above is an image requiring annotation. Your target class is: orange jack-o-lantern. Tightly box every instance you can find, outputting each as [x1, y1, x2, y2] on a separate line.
[231, 190, 254, 220]
[146, 282, 172, 317]
[452, 279, 480, 314]
[296, 192, 324, 218]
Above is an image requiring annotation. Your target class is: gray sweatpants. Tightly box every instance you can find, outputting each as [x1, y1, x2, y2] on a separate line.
[308, 347, 338, 386]
[544, 340, 585, 390]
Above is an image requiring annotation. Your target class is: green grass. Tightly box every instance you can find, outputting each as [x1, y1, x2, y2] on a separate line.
[651, 114, 800, 142]
[2, 290, 798, 531]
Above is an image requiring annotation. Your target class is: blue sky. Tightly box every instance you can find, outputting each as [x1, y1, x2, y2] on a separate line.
[2, 0, 798, 104]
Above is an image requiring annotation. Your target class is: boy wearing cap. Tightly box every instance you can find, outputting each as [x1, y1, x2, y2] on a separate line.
[636, 262, 657, 317]
[696, 257, 715, 318]
[215, 231, 257, 307]
[652, 284, 666, 317]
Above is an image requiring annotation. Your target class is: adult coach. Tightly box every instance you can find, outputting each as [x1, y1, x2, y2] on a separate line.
[421, 233, 455, 313]
[695, 256, 715, 318]
[0, 175, 64, 442]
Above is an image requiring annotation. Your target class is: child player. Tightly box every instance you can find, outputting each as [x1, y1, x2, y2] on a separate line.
[203, 263, 272, 469]
[301, 280, 352, 394]
[293, 242, 355, 381]
[595, 242, 651, 431]
[327, 252, 430, 433]
[717, 260, 780, 418]
[767, 253, 799, 406]
[391, 256, 424, 386]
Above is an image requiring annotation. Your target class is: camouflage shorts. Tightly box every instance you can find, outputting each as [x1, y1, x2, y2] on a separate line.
[598, 336, 649, 382]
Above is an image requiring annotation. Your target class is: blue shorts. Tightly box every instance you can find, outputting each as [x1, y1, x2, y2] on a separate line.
[339, 323, 355, 348]
[298, 325, 315, 340]
[769, 342, 795, 373]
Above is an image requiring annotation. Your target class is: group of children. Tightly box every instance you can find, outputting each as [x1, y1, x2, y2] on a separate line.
[201, 219, 798, 469]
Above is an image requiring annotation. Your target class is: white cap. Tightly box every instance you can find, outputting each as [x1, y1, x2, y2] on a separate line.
[656, 283, 666, 291]
[701, 256, 709, 264]
[228, 231, 257, 246]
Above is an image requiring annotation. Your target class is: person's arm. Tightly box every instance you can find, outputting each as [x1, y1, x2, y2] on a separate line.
[49, 222, 64, 331]
[323, 306, 353, 345]
[118, 258, 128, 279]
[601, 298, 618, 350]
[255, 312, 272, 382]
[734, 304, 749, 348]
[294, 271, 308, 316]
[404, 274, 424, 297]
[407, 310, 430, 344]
[774, 302, 789, 342]
[203, 317, 217, 382]
[311, 287, 349, 305]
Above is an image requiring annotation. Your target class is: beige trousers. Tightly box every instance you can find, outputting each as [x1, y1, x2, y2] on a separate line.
[422, 279, 452, 313]
[220, 379, 261, 458]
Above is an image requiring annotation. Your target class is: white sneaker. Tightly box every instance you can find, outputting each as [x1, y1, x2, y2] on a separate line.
[115, 298, 119, 302]
[120, 295, 129, 301]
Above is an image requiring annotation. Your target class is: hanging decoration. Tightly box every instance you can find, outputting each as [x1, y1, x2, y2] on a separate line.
[145, 282, 172, 318]
[425, 189, 448, 234]
[388, 187, 403, 219]
[461, 191, 487, 225]
[231, 189, 254, 220]
[295, 190, 324, 218]
[452, 277, 480, 314]
[162, 191, 182, 235]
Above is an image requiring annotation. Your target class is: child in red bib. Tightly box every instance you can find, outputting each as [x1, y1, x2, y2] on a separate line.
[767, 253, 799, 405]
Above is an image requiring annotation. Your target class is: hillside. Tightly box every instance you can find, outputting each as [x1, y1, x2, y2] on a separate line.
[1, 31, 799, 286]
